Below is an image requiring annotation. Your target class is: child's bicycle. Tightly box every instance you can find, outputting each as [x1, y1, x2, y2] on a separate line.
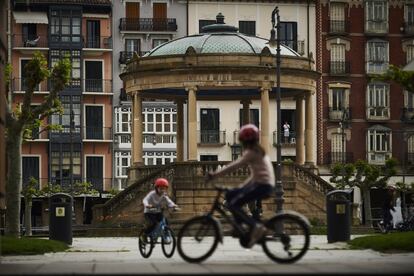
[138, 206, 180, 258]
[176, 184, 311, 264]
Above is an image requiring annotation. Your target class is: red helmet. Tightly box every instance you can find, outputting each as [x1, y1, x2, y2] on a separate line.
[155, 178, 169, 188]
[239, 124, 259, 143]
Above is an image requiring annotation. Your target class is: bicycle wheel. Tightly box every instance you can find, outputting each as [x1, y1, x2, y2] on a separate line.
[138, 230, 154, 258]
[161, 226, 176, 258]
[177, 216, 220, 263]
[262, 213, 310, 264]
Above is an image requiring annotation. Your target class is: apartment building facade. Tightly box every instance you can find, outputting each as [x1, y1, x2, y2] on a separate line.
[112, 0, 187, 190]
[185, 0, 317, 163]
[10, 0, 113, 225]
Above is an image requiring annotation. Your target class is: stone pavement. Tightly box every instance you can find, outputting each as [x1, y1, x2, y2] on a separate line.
[0, 235, 413, 275]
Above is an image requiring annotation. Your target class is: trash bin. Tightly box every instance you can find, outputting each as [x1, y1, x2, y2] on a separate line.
[49, 193, 73, 245]
[326, 189, 352, 243]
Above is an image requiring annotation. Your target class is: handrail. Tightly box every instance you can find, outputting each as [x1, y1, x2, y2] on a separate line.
[288, 163, 334, 194]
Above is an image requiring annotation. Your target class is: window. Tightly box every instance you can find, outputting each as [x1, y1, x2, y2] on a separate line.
[280, 22, 298, 51]
[200, 108, 220, 143]
[50, 8, 82, 44]
[115, 106, 131, 133]
[143, 106, 176, 133]
[125, 39, 140, 53]
[331, 133, 345, 164]
[115, 151, 131, 178]
[368, 128, 391, 153]
[22, 24, 37, 41]
[406, 91, 414, 109]
[330, 44, 346, 74]
[152, 39, 168, 49]
[86, 20, 100, 48]
[332, 88, 345, 111]
[405, 5, 414, 32]
[22, 156, 39, 188]
[366, 40, 388, 74]
[199, 20, 215, 33]
[407, 135, 414, 164]
[85, 106, 104, 139]
[367, 83, 389, 119]
[50, 50, 81, 87]
[84, 61, 103, 92]
[51, 96, 81, 133]
[51, 151, 81, 185]
[239, 21, 256, 36]
[365, 0, 388, 33]
[329, 3, 346, 33]
[407, 45, 414, 64]
[144, 151, 176, 165]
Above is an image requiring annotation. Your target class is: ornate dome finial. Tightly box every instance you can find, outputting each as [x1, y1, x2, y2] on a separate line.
[216, 13, 225, 24]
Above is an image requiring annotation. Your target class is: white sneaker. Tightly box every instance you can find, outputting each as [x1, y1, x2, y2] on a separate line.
[247, 224, 266, 248]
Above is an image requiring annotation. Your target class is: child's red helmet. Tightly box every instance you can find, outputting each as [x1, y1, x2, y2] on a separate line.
[239, 124, 259, 143]
[155, 178, 169, 188]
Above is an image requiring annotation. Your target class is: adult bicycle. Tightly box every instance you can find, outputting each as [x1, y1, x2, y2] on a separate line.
[138, 206, 179, 258]
[176, 184, 311, 264]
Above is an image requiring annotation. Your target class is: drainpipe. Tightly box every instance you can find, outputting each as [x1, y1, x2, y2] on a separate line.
[186, 0, 189, 35]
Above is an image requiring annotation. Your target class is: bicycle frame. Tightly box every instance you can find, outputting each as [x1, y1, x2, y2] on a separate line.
[148, 217, 168, 243]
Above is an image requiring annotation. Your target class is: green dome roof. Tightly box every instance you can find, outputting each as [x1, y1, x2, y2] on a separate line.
[144, 13, 300, 58]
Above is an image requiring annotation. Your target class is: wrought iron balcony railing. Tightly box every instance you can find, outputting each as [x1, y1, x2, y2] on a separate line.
[12, 78, 49, 92]
[83, 36, 112, 49]
[272, 131, 296, 145]
[143, 133, 177, 144]
[119, 18, 177, 32]
[328, 20, 350, 34]
[365, 20, 388, 34]
[281, 40, 305, 56]
[325, 152, 354, 164]
[82, 127, 112, 141]
[12, 34, 48, 48]
[329, 61, 350, 75]
[119, 51, 149, 64]
[198, 130, 226, 145]
[328, 107, 352, 121]
[366, 61, 389, 74]
[83, 79, 112, 94]
[367, 106, 390, 120]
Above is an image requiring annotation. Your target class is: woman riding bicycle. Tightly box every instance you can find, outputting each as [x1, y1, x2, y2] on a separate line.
[207, 124, 275, 248]
[141, 178, 178, 242]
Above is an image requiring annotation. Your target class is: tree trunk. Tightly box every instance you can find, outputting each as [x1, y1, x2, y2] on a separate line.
[362, 187, 372, 227]
[24, 196, 32, 236]
[6, 130, 23, 237]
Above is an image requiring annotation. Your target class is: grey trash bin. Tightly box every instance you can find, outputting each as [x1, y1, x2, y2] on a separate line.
[49, 193, 73, 245]
[326, 189, 352, 243]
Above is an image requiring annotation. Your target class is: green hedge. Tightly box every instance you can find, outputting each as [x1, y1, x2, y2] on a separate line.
[1, 236, 69, 255]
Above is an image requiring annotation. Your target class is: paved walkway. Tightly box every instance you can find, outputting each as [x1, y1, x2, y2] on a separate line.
[1, 235, 413, 275]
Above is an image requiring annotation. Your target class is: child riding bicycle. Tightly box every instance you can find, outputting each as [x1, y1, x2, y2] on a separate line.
[141, 178, 179, 242]
[207, 124, 275, 248]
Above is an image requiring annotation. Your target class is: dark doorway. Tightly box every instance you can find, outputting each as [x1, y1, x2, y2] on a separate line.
[200, 108, 220, 143]
[85, 61, 103, 92]
[85, 106, 103, 139]
[22, 156, 39, 188]
[86, 156, 103, 191]
[86, 20, 100, 48]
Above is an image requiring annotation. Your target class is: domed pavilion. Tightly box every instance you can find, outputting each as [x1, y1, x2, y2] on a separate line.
[120, 13, 319, 170]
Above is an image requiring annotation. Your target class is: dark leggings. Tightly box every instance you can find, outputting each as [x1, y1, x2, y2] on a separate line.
[144, 212, 163, 234]
[225, 183, 273, 228]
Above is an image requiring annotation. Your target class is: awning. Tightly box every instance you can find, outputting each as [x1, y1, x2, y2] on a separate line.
[13, 12, 49, 24]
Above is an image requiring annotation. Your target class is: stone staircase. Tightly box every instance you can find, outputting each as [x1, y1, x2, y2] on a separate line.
[92, 162, 334, 233]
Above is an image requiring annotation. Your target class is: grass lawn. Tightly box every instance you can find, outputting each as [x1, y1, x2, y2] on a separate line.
[1, 236, 69, 255]
[348, 231, 414, 253]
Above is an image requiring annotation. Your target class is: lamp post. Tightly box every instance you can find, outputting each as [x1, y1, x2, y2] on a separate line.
[270, 7, 284, 213]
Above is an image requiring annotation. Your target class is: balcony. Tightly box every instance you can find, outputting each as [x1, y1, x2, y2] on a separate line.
[365, 20, 388, 34]
[143, 133, 177, 145]
[366, 61, 388, 75]
[367, 106, 390, 121]
[28, 128, 49, 141]
[12, 34, 48, 52]
[329, 61, 350, 75]
[116, 134, 131, 148]
[119, 18, 177, 33]
[12, 78, 49, 93]
[83, 79, 112, 94]
[82, 36, 112, 55]
[272, 131, 296, 146]
[82, 127, 112, 141]
[198, 130, 226, 146]
[325, 152, 354, 164]
[328, 108, 352, 121]
[404, 22, 414, 36]
[119, 51, 150, 64]
[402, 108, 414, 123]
[328, 20, 349, 34]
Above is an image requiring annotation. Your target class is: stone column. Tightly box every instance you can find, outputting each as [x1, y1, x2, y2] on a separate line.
[175, 99, 184, 162]
[305, 92, 314, 166]
[260, 87, 270, 153]
[132, 92, 143, 165]
[240, 99, 251, 125]
[187, 86, 198, 161]
[295, 96, 305, 165]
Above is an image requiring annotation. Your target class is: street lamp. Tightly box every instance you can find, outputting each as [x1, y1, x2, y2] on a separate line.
[269, 7, 284, 214]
